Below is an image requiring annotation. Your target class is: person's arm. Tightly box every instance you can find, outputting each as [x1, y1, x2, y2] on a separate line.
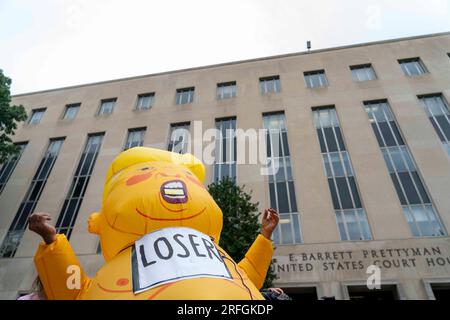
[29, 212, 91, 300]
[237, 208, 279, 289]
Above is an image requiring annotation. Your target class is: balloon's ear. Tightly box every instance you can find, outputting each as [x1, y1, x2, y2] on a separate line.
[88, 212, 101, 234]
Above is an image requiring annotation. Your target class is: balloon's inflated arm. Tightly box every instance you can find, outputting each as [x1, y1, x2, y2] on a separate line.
[33, 234, 91, 300]
[29, 212, 91, 299]
[237, 209, 279, 289]
[237, 234, 274, 290]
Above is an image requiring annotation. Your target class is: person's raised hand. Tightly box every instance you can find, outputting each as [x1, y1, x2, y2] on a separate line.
[28, 212, 57, 244]
[268, 288, 284, 295]
[261, 208, 280, 240]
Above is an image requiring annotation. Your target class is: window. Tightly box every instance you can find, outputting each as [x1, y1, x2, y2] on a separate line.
[55, 133, 104, 238]
[347, 284, 400, 300]
[28, 108, 46, 124]
[98, 98, 116, 115]
[430, 282, 450, 300]
[304, 70, 328, 88]
[259, 76, 281, 95]
[167, 122, 190, 154]
[398, 58, 427, 76]
[176, 87, 195, 105]
[124, 128, 146, 150]
[364, 100, 446, 237]
[280, 287, 318, 301]
[350, 64, 377, 82]
[0, 138, 64, 258]
[0, 142, 27, 194]
[313, 107, 372, 241]
[419, 94, 450, 158]
[217, 82, 236, 100]
[62, 103, 80, 120]
[136, 93, 154, 110]
[263, 112, 302, 245]
[214, 118, 236, 182]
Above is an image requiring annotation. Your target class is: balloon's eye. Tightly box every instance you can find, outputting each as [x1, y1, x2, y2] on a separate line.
[140, 167, 153, 171]
[185, 171, 192, 176]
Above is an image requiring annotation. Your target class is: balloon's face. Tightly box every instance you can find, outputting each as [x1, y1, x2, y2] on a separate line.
[100, 161, 222, 257]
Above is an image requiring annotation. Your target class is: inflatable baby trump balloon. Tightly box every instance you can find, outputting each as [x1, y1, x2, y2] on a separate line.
[32, 147, 276, 299]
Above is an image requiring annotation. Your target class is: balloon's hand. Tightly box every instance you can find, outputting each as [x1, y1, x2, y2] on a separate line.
[28, 212, 57, 244]
[261, 208, 280, 240]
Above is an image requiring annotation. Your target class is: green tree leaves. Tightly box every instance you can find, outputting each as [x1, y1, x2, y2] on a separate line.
[0, 69, 27, 164]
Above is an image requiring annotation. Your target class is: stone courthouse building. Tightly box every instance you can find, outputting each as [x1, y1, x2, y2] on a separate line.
[1, 32, 450, 300]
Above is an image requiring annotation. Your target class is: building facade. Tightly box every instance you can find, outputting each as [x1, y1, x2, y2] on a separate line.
[1, 32, 450, 300]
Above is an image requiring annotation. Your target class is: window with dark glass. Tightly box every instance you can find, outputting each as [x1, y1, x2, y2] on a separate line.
[214, 118, 236, 182]
[124, 128, 146, 150]
[0, 138, 64, 258]
[62, 103, 80, 120]
[0, 142, 27, 194]
[176, 87, 195, 105]
[304, 70, 328, 88]
[263, 112, 301, 245]
[167, 122, 190, 154]
[98, 98, 116, 115]
[136, 93, 154, 110]
[313, 106, 372, 241]
[28, 108, 46, 124]
[259, 76, 281, 95]
[419, 94, 450, 158]
[217, 82, 236, 100]
[55, 133, 104, 238]
[398, 58, 427, 76]
[364, 100, 446, 237]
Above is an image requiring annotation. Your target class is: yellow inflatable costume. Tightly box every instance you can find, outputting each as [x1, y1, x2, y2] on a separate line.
[33, 147, 273, 299]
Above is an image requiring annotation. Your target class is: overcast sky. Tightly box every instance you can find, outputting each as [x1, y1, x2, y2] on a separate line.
[1, 0, 450, 95]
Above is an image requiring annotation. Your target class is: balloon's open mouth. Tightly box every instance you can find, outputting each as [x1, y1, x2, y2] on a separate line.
[160, 180, 188, 204]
